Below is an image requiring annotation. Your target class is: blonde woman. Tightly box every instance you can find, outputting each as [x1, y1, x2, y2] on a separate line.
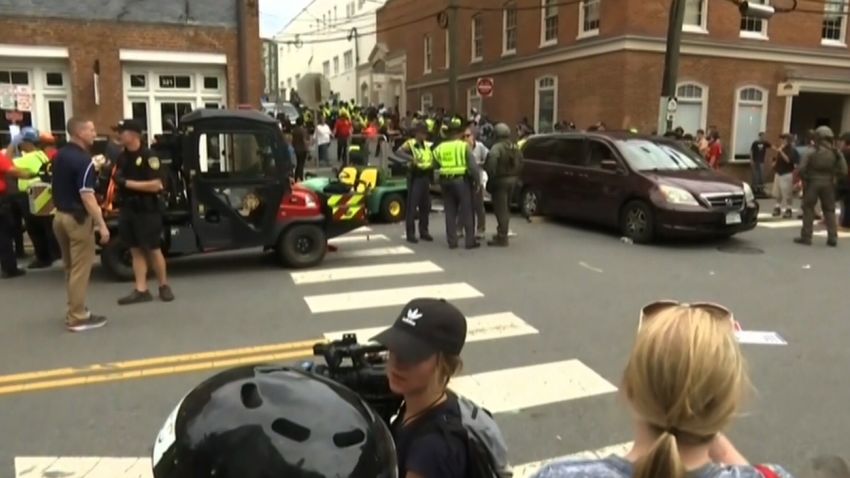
[533, 301, 793, 478]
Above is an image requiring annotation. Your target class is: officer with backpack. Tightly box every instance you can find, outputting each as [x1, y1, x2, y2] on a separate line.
[371, 298, 511, 478]
[485, 123, 523, 247]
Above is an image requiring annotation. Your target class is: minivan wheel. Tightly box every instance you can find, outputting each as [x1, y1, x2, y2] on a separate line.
[521, 188, 542, 217]
[620, 201, 655, 243]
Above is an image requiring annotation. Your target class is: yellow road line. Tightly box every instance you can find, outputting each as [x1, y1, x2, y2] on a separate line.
[0, 348, 317, 396]
[0, 338, 323, 385]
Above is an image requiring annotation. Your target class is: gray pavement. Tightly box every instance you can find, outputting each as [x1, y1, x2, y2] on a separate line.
[1, 202, 849, 476]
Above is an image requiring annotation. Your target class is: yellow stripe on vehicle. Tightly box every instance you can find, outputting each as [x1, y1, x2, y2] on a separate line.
[347, 194, 364, 206]
[343, 205, 362, 220]
[327, 195, 342, 207]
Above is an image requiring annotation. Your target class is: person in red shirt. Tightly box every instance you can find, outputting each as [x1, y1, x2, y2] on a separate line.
[333, 111, 353, 166]
[707, 131, 723, 169]
[0, 150, 33, 278]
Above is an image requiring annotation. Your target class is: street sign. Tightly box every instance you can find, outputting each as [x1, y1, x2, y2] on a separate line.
[5, 110, 23, 123]
[666, 96, 678, 113]
[476, 77, 495, 97]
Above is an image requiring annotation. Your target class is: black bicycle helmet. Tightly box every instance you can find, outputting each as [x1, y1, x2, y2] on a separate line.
[152, 365, 397, 478]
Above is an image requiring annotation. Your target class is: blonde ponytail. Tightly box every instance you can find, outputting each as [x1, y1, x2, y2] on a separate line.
[634, 431, 686, 478]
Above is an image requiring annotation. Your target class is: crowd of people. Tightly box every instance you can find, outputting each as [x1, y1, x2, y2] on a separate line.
[151, 297, 806, 478]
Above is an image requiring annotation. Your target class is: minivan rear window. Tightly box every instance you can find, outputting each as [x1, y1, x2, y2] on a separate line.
[617, 139, 708, 171]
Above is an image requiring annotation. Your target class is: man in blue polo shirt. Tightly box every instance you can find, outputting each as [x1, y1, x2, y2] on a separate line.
[52, 117, 110, 332]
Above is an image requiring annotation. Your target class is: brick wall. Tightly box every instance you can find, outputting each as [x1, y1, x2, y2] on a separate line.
[0, 0, 260, 131]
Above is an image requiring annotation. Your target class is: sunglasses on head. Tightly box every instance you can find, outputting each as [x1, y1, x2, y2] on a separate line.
[638, 300, 740, 332]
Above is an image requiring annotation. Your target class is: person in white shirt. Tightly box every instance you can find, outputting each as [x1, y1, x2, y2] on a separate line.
[313, 117, 332, 167]
[457, 127, 488, 239]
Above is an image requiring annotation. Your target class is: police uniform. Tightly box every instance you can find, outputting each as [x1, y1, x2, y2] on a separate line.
[399, 135, 434, 242]
[796, 126, 848, 246]
[485, 126, 523, 246]
[434, 135, 479, 249]
[116, 139, 165, 251]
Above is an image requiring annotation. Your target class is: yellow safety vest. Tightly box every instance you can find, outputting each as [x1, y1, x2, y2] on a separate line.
[379, 117, 386, 128]
[14, 150, 49, 191]
[349, 144, 361, 153]
[517, 139, 527, 149]
[434, 140, 468, 177]
[405, 139, 434, 169]
[425, 118, 436, 133]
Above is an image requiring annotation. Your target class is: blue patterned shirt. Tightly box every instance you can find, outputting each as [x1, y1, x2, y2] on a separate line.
[531, 455, 794, 478]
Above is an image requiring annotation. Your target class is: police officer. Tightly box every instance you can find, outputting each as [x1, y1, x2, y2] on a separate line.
[433, 123, 481, 249]
[485, 123, 523, 247]
[113, 119, 175, 304]
[396, 123, 434, 243]
[151, 365, 397, 478]
[795, 125, 848, 247]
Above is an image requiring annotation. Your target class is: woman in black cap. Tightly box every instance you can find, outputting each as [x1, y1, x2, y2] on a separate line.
[371, 298, 469, 478]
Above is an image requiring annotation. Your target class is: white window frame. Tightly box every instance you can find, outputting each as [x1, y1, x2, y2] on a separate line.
[502, 2, 518, 56]
[822, 1, 848, 46]
[445, 30, 450, 69]
[540, 0, 559, 47]
[421, 93, 433, 112]
[344, 50, 353, 71]
[424, 35, 433, 74]
[122, 67, 225, 135]
[683, 0, 708, 34]
[471, 13, 484, 62]
[675, 81, 709, 134]
[533, 75, 558, 134]
[739, 0, 769, 40]
[731, 85, 769, 162]
[578, 0, 601, 39]
[0, 61, 73, 142]
[467, 87, 482, 117]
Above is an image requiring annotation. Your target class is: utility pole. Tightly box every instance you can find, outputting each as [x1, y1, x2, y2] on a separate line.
[447, 0, 459, 114]
[658, 0, 687, 134]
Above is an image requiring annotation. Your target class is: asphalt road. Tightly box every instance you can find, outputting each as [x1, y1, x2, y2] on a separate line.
[1, 201, 848, 477]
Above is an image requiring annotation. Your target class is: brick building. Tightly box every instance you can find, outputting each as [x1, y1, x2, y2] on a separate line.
[375, 0, 850, 168]
[0, 0, 261, 146]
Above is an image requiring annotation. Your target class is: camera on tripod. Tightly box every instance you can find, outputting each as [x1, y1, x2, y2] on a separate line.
[302, 333, 402, 424]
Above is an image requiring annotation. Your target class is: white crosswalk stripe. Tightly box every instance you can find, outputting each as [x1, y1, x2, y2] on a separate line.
[304, 282, 484, 313]
[14, 226, 633, 477]
[291, 260, 442, 284]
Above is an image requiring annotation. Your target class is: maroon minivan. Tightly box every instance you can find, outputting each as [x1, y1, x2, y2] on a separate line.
[518, 132, 759, 242]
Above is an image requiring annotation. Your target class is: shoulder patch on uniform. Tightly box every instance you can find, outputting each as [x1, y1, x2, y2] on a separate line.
[135, 156, 142, 166]
[148, 156, 161, 170]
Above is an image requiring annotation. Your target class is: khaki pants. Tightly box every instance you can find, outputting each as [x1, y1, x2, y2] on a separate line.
[801, 180, 837, 241]
[53, 212, 95, 323]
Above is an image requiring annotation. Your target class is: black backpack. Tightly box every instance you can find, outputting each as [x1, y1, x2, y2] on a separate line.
[406, 393, 512, 478]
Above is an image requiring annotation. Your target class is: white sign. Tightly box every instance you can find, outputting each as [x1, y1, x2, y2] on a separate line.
[13, 85, 32, 112]
[777, 81, 800, 97]
[735, 330, 788, 346]
[666, 97, 678, 113]
[0, 84, 15, 110]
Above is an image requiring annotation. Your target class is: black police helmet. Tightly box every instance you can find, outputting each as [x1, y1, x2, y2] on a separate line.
[152, 365, 398, 478]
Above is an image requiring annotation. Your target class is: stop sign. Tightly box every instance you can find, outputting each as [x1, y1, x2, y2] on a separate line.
[476, 77, 494, 97]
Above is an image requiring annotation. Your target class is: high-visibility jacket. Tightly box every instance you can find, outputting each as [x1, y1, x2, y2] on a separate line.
[14, 150, 50, 191]
[517, 139, 528, 149]
[425, 118, 436, 134]
[434, 139, 468, 177]
[405, 139, 434, 170]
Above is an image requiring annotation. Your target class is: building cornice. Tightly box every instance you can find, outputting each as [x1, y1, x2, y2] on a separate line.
[407, 35, 850, 89]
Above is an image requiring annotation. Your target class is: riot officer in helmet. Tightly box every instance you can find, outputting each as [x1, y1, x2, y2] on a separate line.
[152, 365, 398, 478]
